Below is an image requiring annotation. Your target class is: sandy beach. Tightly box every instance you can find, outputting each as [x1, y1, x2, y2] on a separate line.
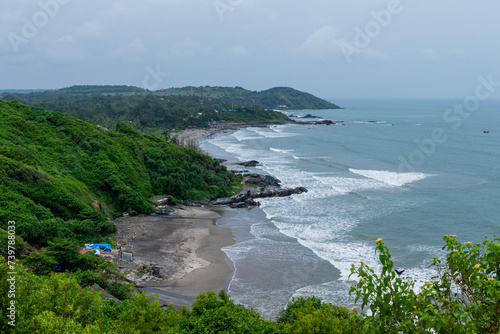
[176, 128, 220, 150]
[110, 126, 249, 307]
[112, 206, 234, 307]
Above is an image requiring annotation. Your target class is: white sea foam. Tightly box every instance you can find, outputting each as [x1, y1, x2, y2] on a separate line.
[313, 175, 389, 195]
[349, 169, 431, 187]
[407, 244, 444, 256]
[249, 127, 297, 138]
[270, 147, 294, 155]
[292, 280, 357, 308]
[206, 126, 442, 311]
[233, 133, 262, 141]
[297, 238, 382, 280]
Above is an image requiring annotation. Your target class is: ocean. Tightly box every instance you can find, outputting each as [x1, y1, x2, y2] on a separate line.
[200, 98, 500, 318]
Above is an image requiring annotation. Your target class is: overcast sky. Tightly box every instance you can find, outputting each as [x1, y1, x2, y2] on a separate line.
[1, 0, 500, 99]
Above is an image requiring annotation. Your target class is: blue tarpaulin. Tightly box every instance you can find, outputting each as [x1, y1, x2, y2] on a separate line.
[85, 243, 111, 252]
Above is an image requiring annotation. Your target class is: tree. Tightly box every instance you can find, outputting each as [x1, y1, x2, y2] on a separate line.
[179, 290, 278, 333]
[277, 296, 367, 333]
[22, 252, 57, 276]
[45, 238, 81, 272]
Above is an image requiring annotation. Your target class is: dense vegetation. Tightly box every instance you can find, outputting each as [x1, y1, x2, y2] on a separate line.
[160, 86, 340, 110]
[350, 235, 499, 333]
[2, 86, 292, 134]
[0, 99, 237, 315]
[1, 235, 497, 333]
[58, 85, 147, 95]
[0, 100, 233, 251]
[0, 257, 366, 333]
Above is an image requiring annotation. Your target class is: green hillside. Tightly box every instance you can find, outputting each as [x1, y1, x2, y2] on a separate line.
[160, 85, 340, 110]
[58, 85, 146, 95]
[0, 100, 233, 248]
[2, 86, 292, 134]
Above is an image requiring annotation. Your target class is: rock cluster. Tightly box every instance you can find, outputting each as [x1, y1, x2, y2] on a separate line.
[213, 174, 308, 209]
[234, 160, 261, 167]
[126, 263, 165, 285]
[244, 173, 281, 188]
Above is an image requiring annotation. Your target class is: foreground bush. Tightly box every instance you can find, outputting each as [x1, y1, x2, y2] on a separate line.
[179, 290, 278, 333]
[2, 235, 498, 333]
[350, 235, 500, 333]
[277, 296, 366, 333]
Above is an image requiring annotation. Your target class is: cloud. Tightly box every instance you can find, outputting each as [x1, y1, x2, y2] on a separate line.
[421, 48, 466, 64]
[0, 6, 23, 22]
[298, 25, 388, 64]
[169, 37, 209, 59]
[112, 38, 148, 63]
[77, 19, 107, 38]
[297, 26, 344, 61]
[421, 49, 441, 63]
[230, 46, 249, 57]
[45, 35, 84, 62]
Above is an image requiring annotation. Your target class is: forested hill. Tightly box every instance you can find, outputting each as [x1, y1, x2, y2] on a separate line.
[2, 85, 293, 134]
[0, 100, 234, 249]
[58, 85, 146, 95]
[159, 86, 340, 110]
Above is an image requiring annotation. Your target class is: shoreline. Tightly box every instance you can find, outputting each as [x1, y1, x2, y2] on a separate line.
[176, 122, 290, 152]
[112, 206, 235, 307]
[190, 123, 343, 318]
[112, 125, 277, 307]
[121, 121, 336, 312]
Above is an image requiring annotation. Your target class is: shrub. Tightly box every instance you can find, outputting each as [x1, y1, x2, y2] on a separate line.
[179, 290, 278, 333]
[277, 296, 367, 333]
[349, 235, 500, 333]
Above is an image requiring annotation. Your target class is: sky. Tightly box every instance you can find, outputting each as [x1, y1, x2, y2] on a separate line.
[1, 0, 500, 99]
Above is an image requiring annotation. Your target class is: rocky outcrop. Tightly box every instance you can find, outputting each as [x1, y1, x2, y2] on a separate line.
[244, 174, 281, 188]
[214, 186, 308, 208]
[315, 119, 334, 125]
[295, 119, 335, 125]
[302, 114, 321, 119]
[236, 160, 261, 167]
[229, 198, 261, 208]
[125, 263, 165, 285]
[151, 173, 307, 209]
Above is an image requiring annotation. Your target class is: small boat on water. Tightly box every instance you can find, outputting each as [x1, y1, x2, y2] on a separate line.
[484, 130, 490, 133]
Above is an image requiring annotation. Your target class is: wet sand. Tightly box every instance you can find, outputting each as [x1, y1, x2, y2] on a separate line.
[113, 206, 234, 307]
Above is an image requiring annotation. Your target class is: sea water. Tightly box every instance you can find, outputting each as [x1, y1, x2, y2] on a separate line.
[200, 98, 500, 318]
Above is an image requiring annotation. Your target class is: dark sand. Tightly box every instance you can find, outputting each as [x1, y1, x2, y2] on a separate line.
[113, 206, 234, 307]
